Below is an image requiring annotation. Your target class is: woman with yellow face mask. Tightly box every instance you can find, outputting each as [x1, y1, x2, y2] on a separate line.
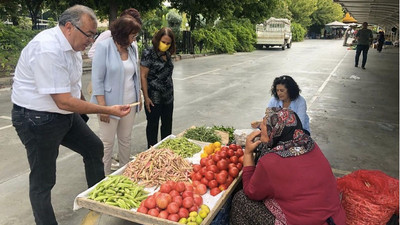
[140, 27, 176, 148]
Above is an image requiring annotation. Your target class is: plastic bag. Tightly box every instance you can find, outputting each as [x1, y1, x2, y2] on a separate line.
[337, 170, 399, 225]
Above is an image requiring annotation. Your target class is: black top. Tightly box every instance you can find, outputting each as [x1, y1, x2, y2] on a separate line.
[140, 47, 174, 104]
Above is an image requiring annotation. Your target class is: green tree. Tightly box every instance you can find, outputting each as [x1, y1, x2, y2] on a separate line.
[309, 0, 343, 34]
[93, 0, 163, 23]
[288, 0, 317, 28]
[270, 0, 292, 20]
[232, 0, 279, 24]
[23, 0, 45, 30]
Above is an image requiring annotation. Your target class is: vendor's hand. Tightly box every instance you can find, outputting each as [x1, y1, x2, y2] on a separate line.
[99, 114, 110, 123]
[245, 130, 262, 154]
[145, 97, 154, 112]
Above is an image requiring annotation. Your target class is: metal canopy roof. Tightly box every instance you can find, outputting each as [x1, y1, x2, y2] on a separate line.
[334, 0, 399, 30]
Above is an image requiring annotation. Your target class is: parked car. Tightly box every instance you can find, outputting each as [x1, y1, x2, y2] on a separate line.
[256, 17, 292, 50]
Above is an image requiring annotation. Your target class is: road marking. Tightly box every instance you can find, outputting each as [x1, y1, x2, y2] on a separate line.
[0, 116, 11, 120]
[173, 56, 269, 81]
[308, 51, 349, 109]
[0, 125, 12, 130]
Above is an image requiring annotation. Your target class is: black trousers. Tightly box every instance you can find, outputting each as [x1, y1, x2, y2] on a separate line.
[12, 104, 104, 225]
[355, 44, 370, 67]
[144, 102, 173, 148]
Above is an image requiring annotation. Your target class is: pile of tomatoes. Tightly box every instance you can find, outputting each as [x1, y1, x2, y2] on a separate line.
[190, 144, 244, 196]
[137, 180, 206, 222]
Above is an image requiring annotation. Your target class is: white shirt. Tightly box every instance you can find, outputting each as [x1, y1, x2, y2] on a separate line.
[88, 30, 139, 60]
[122, 55, 136, 104]
[12, 26, 82, 114]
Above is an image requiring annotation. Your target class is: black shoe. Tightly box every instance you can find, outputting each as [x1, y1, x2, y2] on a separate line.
[355, 65, 358, 67]
[362, 67, 365, 69]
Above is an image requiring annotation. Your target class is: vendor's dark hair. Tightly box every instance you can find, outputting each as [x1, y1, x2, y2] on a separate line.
[152, 27, 176, 55]
[271, 75, 301, 101]
[110, 16, 141, 47]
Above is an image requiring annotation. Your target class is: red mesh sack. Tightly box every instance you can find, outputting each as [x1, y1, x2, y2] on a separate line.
[337, 170, 399, 225]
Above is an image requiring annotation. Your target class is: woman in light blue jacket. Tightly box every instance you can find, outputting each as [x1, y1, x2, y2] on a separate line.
[90, 16, 141, 174]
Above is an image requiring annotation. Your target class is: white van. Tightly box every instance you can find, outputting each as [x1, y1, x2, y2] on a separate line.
[256, 17, 292, 50]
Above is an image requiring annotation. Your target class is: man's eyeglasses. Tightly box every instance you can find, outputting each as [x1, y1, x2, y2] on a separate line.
[73, 24, 98, 40]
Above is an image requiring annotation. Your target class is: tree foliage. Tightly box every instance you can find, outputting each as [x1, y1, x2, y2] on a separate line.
[232, 0, 279, 24]
[309, 0, 343, 33]
[288, 0, 317, 28]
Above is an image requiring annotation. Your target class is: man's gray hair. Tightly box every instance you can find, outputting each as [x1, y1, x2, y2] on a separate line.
[58, 5, 97, 27]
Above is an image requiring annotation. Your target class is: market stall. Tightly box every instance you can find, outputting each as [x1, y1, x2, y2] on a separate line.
[74, 126, 245, 225]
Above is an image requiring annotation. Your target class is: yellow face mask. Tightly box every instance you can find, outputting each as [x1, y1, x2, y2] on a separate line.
[158, 42, 171, 52]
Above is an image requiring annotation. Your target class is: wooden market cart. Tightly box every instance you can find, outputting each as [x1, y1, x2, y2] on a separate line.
[74, 134, 242, 225]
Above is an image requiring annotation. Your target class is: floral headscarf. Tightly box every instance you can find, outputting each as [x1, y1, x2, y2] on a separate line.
[255, 107, 314, 163]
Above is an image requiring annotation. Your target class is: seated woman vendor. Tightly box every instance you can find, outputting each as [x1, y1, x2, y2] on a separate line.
[253, 75, 310, 135]
[231, 107, 345, 225]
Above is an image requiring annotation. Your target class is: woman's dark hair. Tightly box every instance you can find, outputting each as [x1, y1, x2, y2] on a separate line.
[271, 75, 301, 101]
[110, 16, 141, 47]
[152, 27, 176, 55]
[120, 8, 142, 25]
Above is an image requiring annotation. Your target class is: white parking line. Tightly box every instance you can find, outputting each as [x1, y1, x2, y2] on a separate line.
[0, 125, 12, 130]
[0, 116, 12, 130]
[308, 51, 349, 109]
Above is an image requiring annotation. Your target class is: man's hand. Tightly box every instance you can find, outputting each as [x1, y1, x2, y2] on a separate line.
[110, 105, 131, 118]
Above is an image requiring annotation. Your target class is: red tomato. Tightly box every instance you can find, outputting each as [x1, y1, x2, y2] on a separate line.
[229, 167, 239, 178]
[184, 183, 194, 192]
[216, 159, 229, 171]
[200, 166, 208, 176]
[238, 155, 244, 164]
[219, 150, 228, 159]
[210, 187, 222, 196]
[236, 149, 244, 157]
[182, 190, 194, 199]
[175, 182, 186, 193]
[137, 206, 148, 214]
[200, 158, 207, 167]
[169, 190, 180, 198]
[229, 144, 237, 151]
[219, 183, 229, 191]
[228, 163, 236, 170]
[226, 176, 234, 186]
[167, 213, 180, 222]
[207, 164, 219, 173]
[194, 183, 207, 195]
[193, 194, 203, 206]
[230, 156, 239, 164]
[205, 170, 215, 181]
[189, 205, 199, 212]
[158, 210, 169, 219]
[193, 172, 203, 181]
[200, 177, 209, 186]
[178, 207, 189, 218]
[215, 171, 228, 184]
[237, 145, 242, 150]
[173, 195, 182, 208]
[237, 162, 243, 171]
[160, 183, 172, 193]
[208, 180, 219, 189]
[192, 164, 202, 172]
[221, 146, 229, 151]
[156, 194, 170, 209]
[182, 197, 194, 209]
[219, 170, 228, 177]
[144, 196, 156, 209]
[212, 154, 221, 162]
[178, 207, 189, 219]
[227, 149, 235, 157]
[165, 180, 176, 190]
[167, 202, 179, 214]
[192, 180, 201, 187]
[205, 158, 215, 166]
[147, 208, 159, 217]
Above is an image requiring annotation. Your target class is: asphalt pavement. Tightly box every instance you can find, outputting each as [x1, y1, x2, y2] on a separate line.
[0, 39, 398, 225]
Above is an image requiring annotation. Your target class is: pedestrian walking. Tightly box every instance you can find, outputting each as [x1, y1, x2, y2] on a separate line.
[377, 30, 385, 52]
[354, 22, 373, 69]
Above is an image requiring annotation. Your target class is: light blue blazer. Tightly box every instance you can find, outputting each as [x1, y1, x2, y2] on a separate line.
[90, 38, 141, 119]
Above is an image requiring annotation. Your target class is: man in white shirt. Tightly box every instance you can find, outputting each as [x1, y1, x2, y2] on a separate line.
[11, 5, 131, 225]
